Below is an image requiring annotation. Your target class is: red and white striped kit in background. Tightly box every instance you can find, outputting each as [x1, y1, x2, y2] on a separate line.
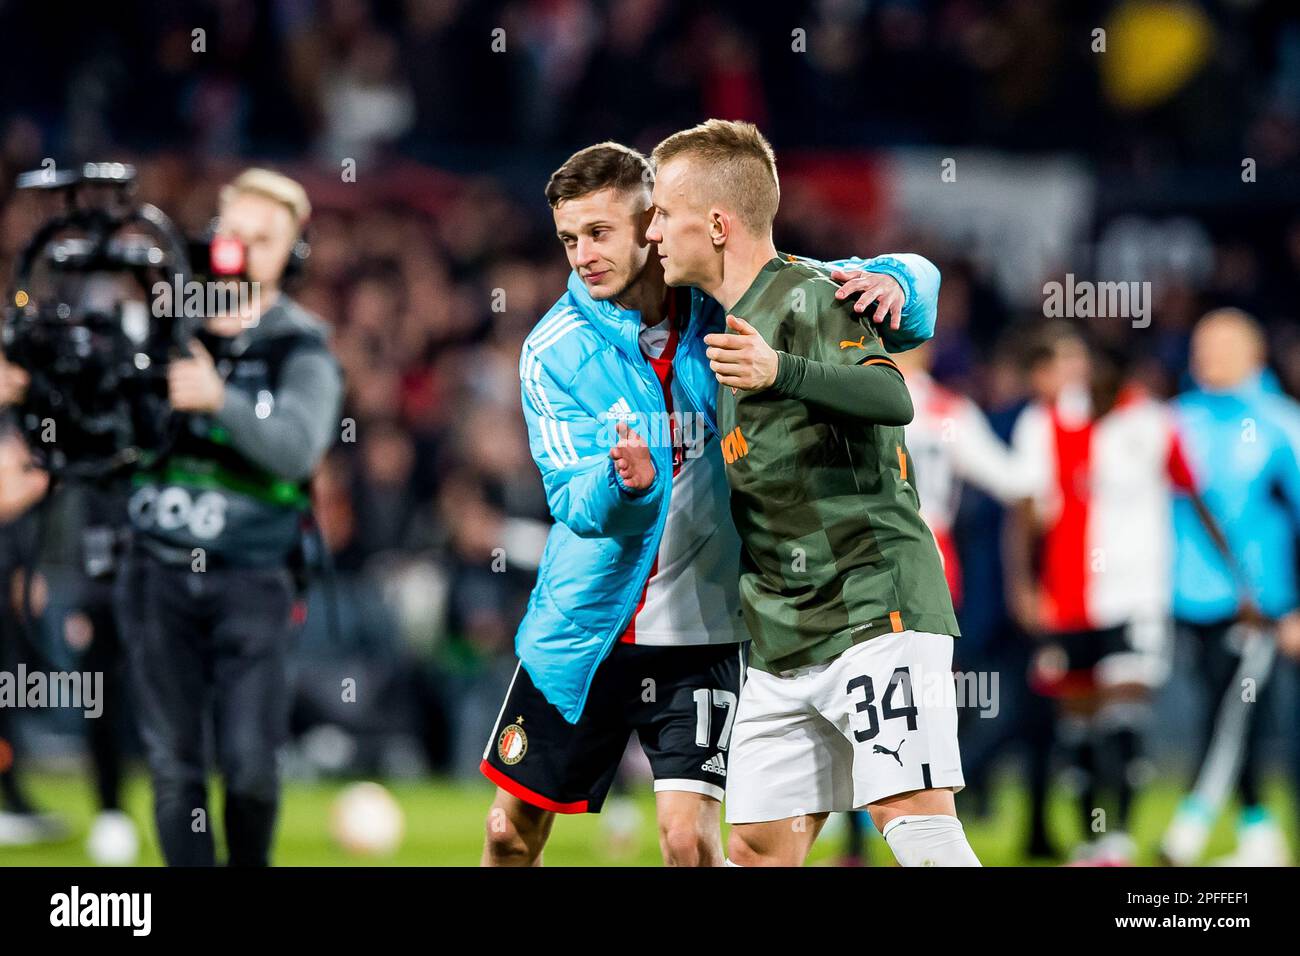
[1010, 383, 1197, 633]
[901, 368, 1033, 607]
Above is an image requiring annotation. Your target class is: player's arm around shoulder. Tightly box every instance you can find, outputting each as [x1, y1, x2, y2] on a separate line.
[705, 270, 914, 425]
[698, 264, 847, 392]
[764, 277, 909, 426]
[818, 252, 941, 352]
[519, 323, 664, 539]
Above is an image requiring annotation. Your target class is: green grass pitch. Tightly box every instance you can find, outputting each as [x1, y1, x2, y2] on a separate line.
[2, 771, 1294, 866]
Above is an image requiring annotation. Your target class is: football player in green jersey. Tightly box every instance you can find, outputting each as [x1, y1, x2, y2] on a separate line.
[646, 120, 980, 867]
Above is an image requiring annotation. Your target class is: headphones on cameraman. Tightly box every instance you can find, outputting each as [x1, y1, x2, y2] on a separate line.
[281, 225, 311, 286]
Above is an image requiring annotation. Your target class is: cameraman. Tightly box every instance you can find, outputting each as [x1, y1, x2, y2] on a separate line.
[119, 169, 342, 865]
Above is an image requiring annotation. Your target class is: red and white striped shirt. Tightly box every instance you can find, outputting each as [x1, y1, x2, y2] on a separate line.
[1011, 384, 1197, 632]
[903, 368, 1034, 606]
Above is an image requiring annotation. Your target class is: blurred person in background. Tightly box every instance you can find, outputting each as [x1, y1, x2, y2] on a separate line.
[481, 141, 939, 866]
[1005, 321, 1246, 865]
[1282, 604, 1300, 845]
[65, 480, 140, 865]
[438, 405, 549, 777]
[954, 331, 1064, 860]
[0, 287, 140, 862]
[837, 339, 1034, 865]
[0, 432, 46, 516]
[894, 341, 1036, 607]
[116, 169, 342, 866]
[1161, 309, 1300, 866]
[0, 412, 65, 846]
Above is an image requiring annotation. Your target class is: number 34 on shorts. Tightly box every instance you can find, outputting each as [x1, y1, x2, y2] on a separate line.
[724, 630, 966, 823]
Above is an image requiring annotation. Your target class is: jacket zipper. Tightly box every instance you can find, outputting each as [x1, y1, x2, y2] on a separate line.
[572, 329, 675, 716]
[676, 290, 721, 439]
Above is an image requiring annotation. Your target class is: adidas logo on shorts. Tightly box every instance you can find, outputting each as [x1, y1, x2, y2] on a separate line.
[701, 753, 727, 776]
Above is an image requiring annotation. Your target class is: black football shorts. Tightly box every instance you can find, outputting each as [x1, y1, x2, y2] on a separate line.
[1029, 623, 1132, 698]
[481, 641, 745, 813]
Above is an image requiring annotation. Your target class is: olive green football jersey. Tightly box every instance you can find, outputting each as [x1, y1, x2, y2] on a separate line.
[717, 256, 959, 674]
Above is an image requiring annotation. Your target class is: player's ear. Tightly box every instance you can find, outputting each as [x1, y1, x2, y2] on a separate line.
[709, 208, 728, 247]
[637, 203, 655, 241]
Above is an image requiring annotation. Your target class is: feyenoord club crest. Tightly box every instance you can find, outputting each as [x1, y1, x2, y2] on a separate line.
[498, 718, 528, 765]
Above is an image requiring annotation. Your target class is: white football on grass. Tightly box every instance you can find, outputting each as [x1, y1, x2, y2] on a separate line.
[330, 782, 405, 857]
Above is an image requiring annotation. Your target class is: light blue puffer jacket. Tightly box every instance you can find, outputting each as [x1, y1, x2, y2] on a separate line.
[1172, 370, 1300, 622]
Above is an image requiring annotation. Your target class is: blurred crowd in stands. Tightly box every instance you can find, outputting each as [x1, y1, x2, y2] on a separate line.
[1, 0, 1299, 785]
[3, 0, 1298, 165]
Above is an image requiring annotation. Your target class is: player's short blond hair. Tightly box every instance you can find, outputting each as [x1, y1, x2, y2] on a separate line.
[219, 168, 312, 228]
[651, 119, 779, 234]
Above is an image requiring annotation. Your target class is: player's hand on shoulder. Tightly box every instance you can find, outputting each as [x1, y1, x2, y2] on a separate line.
[704, 314, 778, 391]
[610, 422, 655, 491]
[830, 269, 905, 331]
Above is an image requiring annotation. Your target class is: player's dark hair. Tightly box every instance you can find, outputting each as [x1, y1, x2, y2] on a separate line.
[1023, 319, 1084, 369]
[545, 142, 653, 208]
[1089, 341, 1129, 412]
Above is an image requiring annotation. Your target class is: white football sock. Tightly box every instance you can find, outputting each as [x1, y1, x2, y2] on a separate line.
[882, 814, 981, 867]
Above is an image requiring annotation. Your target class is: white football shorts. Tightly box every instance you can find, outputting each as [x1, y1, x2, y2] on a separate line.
[725, 630, 966, 824]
